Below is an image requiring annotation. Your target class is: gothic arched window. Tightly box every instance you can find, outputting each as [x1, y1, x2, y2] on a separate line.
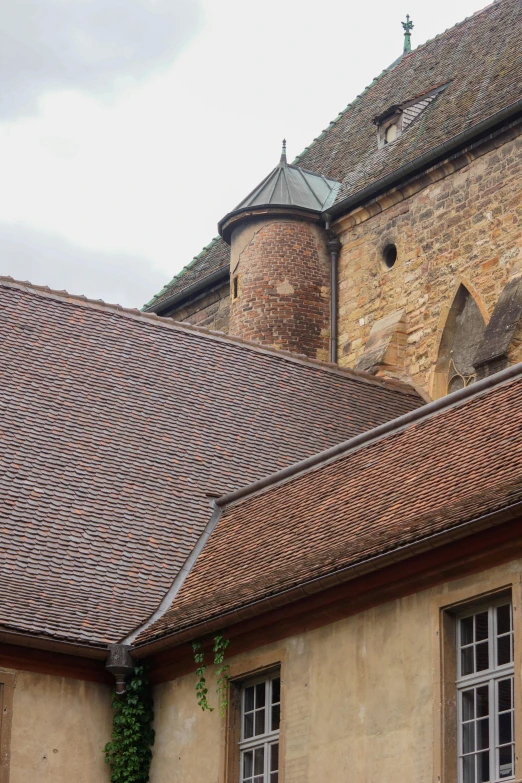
[434, 285, 486, 396]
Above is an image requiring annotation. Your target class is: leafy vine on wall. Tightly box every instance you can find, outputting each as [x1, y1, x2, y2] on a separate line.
[104, 664, 155, 783]
[192, 634, 230, 717]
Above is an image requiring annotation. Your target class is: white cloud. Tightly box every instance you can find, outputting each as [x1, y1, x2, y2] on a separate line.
[0, 0, 491, 308]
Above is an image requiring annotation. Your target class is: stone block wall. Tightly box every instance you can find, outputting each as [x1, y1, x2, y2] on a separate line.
[336, 129, 522, 397]
[229, 218, 331, 361]
[167, 281, 230, 332]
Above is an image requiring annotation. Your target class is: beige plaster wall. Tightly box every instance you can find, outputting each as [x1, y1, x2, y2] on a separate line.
[336, 131, 522, 396]
[149, 557, 522, 783]
[6, 670, 111, 783]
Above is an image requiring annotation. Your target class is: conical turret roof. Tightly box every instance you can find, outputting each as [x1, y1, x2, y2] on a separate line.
[218, 142, 340, 242]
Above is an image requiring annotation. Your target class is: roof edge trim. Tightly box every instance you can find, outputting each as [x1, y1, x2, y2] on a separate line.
[144, 266, 229, 314]
[0, 627, 108, 658]
[215, 359, 522, 510]
[134, 499, 522, 653]
[121, 504, 223, 645]
[327, 98, 522, 219]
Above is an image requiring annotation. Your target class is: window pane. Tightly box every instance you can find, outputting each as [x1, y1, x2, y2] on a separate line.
[463, 754, 476, 783]
[477, 718, 489, 750]
[270, 775, 279, 783]
[272, 678, 280, 705]
[245, 686, 255, 713]
[497, 605, 511, 635]
[477, 686, 489, 718]
[271, 704, 281, 732]
[243, 750, 253, 779]
[498, 679, 512, 712]
[497, 635, 512, 666]
[498, 745, 513, 779]
[463, 722, 475, 753]
[462, 616, 474, 646]
[270, 743, 279, 772]
[499, 713, 512, 745]
[475, 612, 488, 642]
[244, 713, 254, 739]
[462, 647, 475, 676]
[254, 708, 265, 736]
[253, 778, 263, 783]
[254, 747, 264, 775]
[478, 751, 490, 783]
[256, 683, 266, 708]
[475, 643, 489, 672]
[463, 690, 475, 721]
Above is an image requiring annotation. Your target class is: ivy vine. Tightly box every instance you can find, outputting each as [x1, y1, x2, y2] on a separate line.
[192, 634, 230, 717]
[104, 664, 155, 783]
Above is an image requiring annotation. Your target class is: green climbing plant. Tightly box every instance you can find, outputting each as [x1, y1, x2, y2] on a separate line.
[104, 664, 155, 783]
[192, 633, 230, 717]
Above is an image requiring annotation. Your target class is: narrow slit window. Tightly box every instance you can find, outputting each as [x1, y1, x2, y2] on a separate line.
[232, 275, 240, 301]
[457, 599, 514, 783]
[240, 672, 280, 783]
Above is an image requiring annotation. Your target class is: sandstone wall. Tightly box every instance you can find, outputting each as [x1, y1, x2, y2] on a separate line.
[149, 559, 522, 783]
[228, 219, 331, 360]
[336, 131, 522, 396]
[4, 670, 111, 783]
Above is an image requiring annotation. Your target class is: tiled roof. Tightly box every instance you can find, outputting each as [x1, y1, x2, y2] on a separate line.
[0, 278, 422, 646]
[297, 0, 522, 202]
[146, 0, 522, 309]
[138, 366, 522, 645]
[143, 237, 229, 312]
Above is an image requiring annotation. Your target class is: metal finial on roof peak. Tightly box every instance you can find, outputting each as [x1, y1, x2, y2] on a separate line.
[402, 14, 414, 53]
[280, 139, 287, 165]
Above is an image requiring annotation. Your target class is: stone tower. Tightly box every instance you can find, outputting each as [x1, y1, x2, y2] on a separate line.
[218, 144, 340, 361]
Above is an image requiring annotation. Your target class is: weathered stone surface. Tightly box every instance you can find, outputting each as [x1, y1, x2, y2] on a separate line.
[168, 281, 230, 332]
[337, 131, 522, 397]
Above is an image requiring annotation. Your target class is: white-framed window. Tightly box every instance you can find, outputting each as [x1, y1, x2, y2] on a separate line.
[239, 671, 280, 783]
[457, 598, 514, 783]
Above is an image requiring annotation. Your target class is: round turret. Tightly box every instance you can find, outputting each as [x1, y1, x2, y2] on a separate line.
[218, 144, 340, 361]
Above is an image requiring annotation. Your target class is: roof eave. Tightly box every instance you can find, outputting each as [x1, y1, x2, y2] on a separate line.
[218, 204, 323, 245]
[133, 498, 522, 656]
[326, 98, 522, 221]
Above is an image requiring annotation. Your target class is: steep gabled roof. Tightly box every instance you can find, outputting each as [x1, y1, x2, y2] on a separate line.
[0, 278, 422, 647]
[145, 0, 522, 313]
[137, 363, 522, 646]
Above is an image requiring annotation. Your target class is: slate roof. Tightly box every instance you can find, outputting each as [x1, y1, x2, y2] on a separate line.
[231, 155, 339, 214]
[0, 278, 422, 646]
[137, 366, 522, 645]
[145, 0, 522, 312]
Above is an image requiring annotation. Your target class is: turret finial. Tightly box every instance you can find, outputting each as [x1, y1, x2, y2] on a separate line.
[280, 139, 287, 164]
[402, 14, 414, 53]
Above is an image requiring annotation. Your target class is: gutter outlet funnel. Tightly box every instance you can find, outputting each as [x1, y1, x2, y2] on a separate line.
[106, 644, 134, 694]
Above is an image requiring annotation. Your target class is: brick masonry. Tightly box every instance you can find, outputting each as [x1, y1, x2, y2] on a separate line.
[168, 281, 230, 332]
[336, 129, 522, 397]
[228, 218, 331, 361]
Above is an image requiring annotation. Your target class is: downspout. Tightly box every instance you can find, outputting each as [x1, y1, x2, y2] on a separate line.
[324, 214, 341, 364]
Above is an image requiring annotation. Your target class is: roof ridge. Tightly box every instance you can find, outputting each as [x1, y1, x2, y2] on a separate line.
[216, 358, 522, 510]
[292, 0, 502, 167]
[142, 236, 222, 308]
[1, 275, 419, 397]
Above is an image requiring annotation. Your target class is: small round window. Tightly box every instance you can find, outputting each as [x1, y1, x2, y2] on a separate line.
[382, 243, 397, 269]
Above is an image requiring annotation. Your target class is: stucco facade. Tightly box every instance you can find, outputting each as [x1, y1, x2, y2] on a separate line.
[148, 558, 522, 783]
[2, 670, 111, 783]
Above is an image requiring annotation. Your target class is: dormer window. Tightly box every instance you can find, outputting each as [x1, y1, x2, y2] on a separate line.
[374, 83, 449, 150]
[378, 111, 403, 147]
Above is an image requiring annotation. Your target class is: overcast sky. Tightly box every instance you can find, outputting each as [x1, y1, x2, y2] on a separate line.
[0, 0, 491, 308]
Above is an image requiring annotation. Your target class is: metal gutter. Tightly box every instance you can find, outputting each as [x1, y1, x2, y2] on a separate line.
[121, 503, 223, 645]
[215, 359, 522, 509]
[134, 498, 522, 655]
[0, 628, 107, 659]
[326, 98, 522, 220]
[145, 267, 229, 315]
